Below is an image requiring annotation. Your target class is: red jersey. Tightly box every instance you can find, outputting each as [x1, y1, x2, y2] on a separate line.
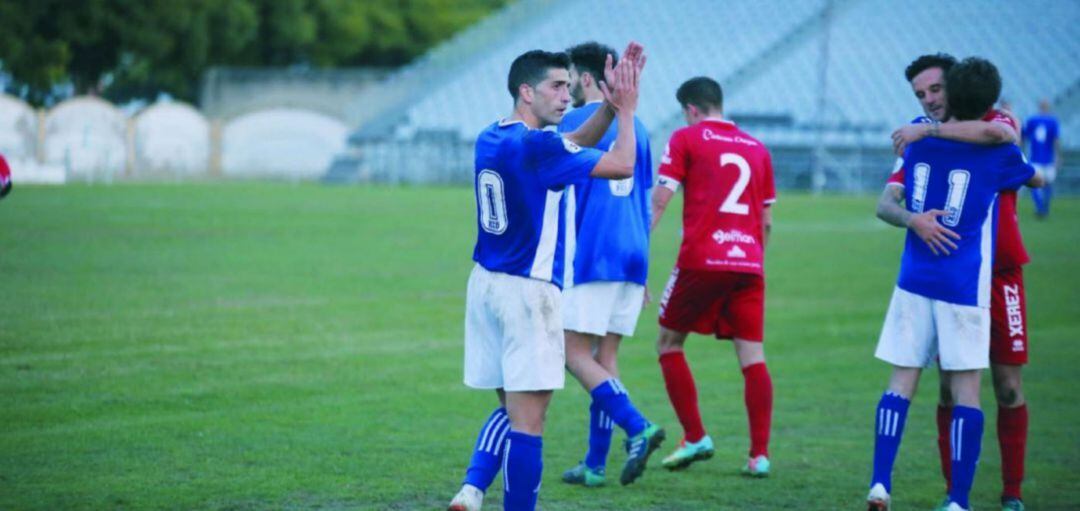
[658, 119, 776, 275]
[886, 109, 1029, 270]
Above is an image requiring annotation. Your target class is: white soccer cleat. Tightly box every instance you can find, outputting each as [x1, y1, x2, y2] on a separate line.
[448, 483, 484, 511]
[866, 483, 890, 511]
[944, 503, 970, 511]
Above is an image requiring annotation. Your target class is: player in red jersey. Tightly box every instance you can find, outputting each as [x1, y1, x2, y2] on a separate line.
[0, 153, 12, 199]
[650, 77, 776, 477]
[878, 53, 1038, 511]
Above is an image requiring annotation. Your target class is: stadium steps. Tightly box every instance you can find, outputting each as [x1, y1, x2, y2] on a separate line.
[652, 0, 861, 140]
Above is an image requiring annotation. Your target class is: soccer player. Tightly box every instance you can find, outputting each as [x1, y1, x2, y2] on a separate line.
[883, 53, 1041, 511]
[650, 76, 777, 477]
[1023, 99, 1060, 218]
[0, 153, 11, 199]
[447, 43, 645, 511]
[866, 57, 1043, 511]
[556, 41, 664, 489]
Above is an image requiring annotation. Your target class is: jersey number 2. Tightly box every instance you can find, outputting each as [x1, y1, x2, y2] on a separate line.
[911, 163, 970, 227]
[478, 170, 508, 234]
[718, 153, 751, 215]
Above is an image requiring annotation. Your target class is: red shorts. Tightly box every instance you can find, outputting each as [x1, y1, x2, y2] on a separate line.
[990, 266, 1028, 365]
[658, 267, 764, 342]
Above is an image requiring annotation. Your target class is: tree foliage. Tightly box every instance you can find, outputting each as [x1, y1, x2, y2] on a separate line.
[0, 0, 506, 106]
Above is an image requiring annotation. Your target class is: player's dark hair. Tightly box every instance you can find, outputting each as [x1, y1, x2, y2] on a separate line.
[945, 57, 1002, 121]
[904, 53, 957, 82]
[566, 41, 617, 86]
[507, 50, 571, 101]
[676, 76, 723, 112]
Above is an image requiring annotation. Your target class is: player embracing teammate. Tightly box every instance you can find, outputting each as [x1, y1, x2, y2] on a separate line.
[867, 56, 1044, 511]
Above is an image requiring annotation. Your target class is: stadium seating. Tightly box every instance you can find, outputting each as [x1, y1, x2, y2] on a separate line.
[330, 0, 1080, 189]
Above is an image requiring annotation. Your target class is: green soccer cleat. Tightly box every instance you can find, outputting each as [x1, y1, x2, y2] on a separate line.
[741, 454, 770, 477]
[866, 483, 890, 511]
[620, 424, 666, 485]
[561, 462, 606, 487]
[661, 434, 715, 471]
[1001, 497, 1025, 511]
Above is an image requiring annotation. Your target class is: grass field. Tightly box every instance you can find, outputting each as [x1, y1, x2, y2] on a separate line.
[1, 183, 1078, 510]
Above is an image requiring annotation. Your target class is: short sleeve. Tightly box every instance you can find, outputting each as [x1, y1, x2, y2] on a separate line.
[998, 145, 1036, 191]
[987, 109, 1018, 131]
[526, 130, 603, 190]
[762, 150, 777, 206]
[887, 157, 906, 186]
[657, 130, 688, 191]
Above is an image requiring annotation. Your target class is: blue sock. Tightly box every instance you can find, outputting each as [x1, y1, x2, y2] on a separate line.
[948, 406, 985, 510]
[503, 430, 542, 511]
[870, 392, 910, 493]
[583, 399, 613, 471]
[463, 407, 510, 491]
[590, 378, 649, 438]
[1031, 186, 1048, 215]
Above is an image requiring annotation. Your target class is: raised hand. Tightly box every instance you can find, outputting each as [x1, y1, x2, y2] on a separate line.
[907, 209, 960, 255]
[600, 42, 644, 115]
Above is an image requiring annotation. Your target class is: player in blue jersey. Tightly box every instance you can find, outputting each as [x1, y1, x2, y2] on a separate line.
[1023, 99, 1061, 218]
[448, 43, 646, 511]
[554, 41, 664, 489]
[865, 58, 1043, 511]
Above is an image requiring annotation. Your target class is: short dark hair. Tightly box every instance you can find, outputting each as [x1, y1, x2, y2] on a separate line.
[676, 76, 723, 112]
[507, 50, 571, 101]
[945, 57, 1002, 121]
[904, 53, 957, 82]
[566, 41, 617, 86]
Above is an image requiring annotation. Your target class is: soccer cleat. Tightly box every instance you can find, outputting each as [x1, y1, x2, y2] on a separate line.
[1001, 497, 1025, 511]
[932, 500, 970, 511]
[866, 483, 890, 511]
[740, 454, 770, 477]
[447, 483, 483, 511]
[661, 435, 715, 471]
[620, 424, 666, 485]
[561, 462, 606, 487]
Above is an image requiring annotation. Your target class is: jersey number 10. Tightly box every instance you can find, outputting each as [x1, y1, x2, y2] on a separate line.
[911, 163, 971, 227]
[478, 170, 508, 234]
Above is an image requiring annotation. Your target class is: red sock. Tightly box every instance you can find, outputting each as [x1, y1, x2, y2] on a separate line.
[659, 351, 706, 442]
[741, 362, 772, 458]
[937, 404, 953, 492]
[998, 404, 1028, 500]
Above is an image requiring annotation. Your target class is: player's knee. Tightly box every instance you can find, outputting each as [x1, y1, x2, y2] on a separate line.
[994, 380, 1024, 407]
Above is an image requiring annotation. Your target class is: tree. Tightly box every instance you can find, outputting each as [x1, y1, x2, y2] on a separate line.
[0, 0, 505, 106]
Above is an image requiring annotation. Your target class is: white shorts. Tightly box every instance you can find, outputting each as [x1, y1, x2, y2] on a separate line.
[464, 264, 565, 392]
[562, 281, 646, 337]
[875, 287, 990, 370]
[1033, 163, 1056, 184]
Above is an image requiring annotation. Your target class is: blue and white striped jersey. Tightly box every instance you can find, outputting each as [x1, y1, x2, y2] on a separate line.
[472, 119, 603, 289]
[558, 102, 652, 286]
[897, 138, 1034, 307]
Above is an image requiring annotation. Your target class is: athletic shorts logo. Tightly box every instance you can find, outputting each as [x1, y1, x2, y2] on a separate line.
[1003, 284, 1024, 338]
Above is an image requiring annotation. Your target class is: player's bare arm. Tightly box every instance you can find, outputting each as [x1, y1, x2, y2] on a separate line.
[649, 185, 675, 232]
[589, 48, 643, 179]
[875, 183, 912, 228]
[876, 183, 960, 256]
[891, 120, 1019, 156]
[1026, 169, 1046, 188]
[564, 41, 644, 148]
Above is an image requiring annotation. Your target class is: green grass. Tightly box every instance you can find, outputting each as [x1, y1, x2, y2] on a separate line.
[1, 183, 1077, 510]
